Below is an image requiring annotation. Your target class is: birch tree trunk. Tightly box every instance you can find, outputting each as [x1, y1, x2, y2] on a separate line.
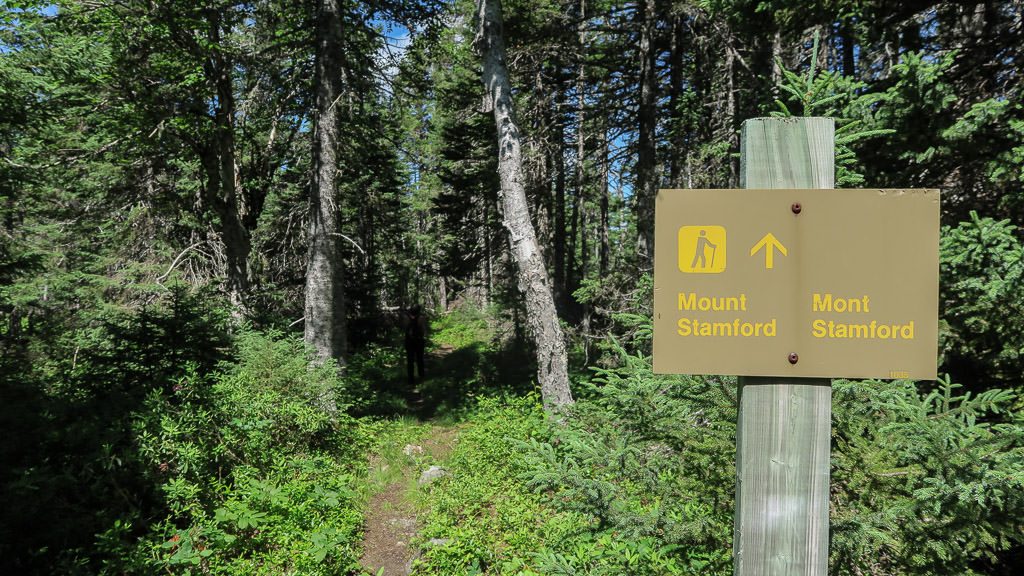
[475, 0, 573, 412]
[304, 0, 347, 369]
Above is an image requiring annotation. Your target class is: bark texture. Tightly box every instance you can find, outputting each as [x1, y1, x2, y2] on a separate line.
[304, 0, 347, 367]
[199, 10, 251, 315]
[635, 0, 658, 266]
[475, 0, 573, 412]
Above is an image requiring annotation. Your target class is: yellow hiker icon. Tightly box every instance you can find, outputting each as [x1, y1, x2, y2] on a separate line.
[678, 226, 726, 273]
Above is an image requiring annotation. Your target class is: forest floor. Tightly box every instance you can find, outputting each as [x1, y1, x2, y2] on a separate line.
[359, 422, 460, 575]
[358, 346, 464, 575]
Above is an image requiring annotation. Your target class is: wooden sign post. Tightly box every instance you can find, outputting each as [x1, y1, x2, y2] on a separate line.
[652, 117, 939, 575]
[734, 117, 832, 575]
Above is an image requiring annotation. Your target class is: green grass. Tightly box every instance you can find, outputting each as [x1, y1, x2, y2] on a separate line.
[411, 395, 582, 575]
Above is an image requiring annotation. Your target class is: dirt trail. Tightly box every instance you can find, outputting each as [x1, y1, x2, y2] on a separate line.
[359, 425, 459, 576]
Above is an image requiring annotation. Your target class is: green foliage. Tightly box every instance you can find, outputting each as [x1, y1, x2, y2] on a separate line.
[572, 273, 656, 364]
[859, 51, 958, 195]
[394, 4, 504, 305]
[412, 327, 736, 574]
[119, 330, 366, 574]
[520, 353, 1024, 575]
[429, 303, 494, 351]
[343, 304, 536, 419]
[344, 343, 410, 415]
[444, 316, 1023, 576]
[526, 533, 699, 576]
[831, 378, 1024, 575]
[414, 395, 575, 574]
[858, 49, 1024, 222]
[146, 454, 364, 575]
[939, 212, 1024, 389]
[940, 98, 1024, 218]
[1, 285, 371, 574]
[519, 345, 734, 575]
[770, 32, 895, 187]
[4, 1, 1024, 575]
[212, 331, 353, 464]
[0, 287, 233, 574]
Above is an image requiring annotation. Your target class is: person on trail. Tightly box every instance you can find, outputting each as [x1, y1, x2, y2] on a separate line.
[403, 304, 427, 385]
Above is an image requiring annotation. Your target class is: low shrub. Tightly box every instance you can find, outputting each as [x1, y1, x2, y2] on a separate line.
[105, 329, 368, 574]
[414, 395, 579, 575]
[519, 348, 734, 575]
[939, 212, 1024, 390]
[429, 304, 494, 352]
[831, 378, 1024, 575]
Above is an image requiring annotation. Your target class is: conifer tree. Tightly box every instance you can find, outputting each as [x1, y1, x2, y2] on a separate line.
[304, 0, 347, 367]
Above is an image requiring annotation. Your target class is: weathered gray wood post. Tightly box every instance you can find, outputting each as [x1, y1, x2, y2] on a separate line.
[734, 117, 833, 575]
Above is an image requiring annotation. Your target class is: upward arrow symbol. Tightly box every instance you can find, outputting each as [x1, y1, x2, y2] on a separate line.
[750, 233, 787, 269]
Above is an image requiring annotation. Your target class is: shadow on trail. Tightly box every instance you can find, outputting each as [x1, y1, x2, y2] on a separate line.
[409, 345, 485, 418]
[353, 339, 535, 420]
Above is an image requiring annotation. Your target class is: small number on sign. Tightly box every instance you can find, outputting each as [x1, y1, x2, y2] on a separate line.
[889, 370, 909, 379]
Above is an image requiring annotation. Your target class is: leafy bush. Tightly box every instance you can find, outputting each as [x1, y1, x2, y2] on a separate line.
[514, 331, 1023, 575]
[515, 372, 1023, 575]
[0, 287, 232, 575]
[429, 303, 494, 351]
[520, 348, 735, 575]
[571, 273, 656, 367]
[212, 331, 354, 465]
[344, 342, 410, 415]
[1, 279, 374, 576]
[414, 364, 736, 575]
[118, 330, 366, 574]
[147, 454, 364, 575]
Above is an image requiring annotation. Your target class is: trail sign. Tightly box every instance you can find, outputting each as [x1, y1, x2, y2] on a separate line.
[653, 188, 939, 380]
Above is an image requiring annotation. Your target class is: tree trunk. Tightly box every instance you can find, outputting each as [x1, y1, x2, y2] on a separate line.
[726, 29, 738, 188]
[475, 0, 573, 412]
[304, 0, 347, 369]
[553, 120, 567, 310]
[575, 0, 588, 313]
[841, 20, 856, 77]
[771, 30, 783, 88]
[668, 13, 686, 188]
[598, 125, 610, 276]
[635, 0, 658, 266]
[901, 20, 922, 53]
[484, 197, 494, 307]
[567, 166, 580, 306]
[204, 11, 251, 315]
[575, 0, 588, 271]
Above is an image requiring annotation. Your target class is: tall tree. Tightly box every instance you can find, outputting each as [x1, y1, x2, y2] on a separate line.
[475, 0, 573, 411]
[634, 0, 658, 266]
[203, 6, 252, 314]
[304, 0, 347, 365]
